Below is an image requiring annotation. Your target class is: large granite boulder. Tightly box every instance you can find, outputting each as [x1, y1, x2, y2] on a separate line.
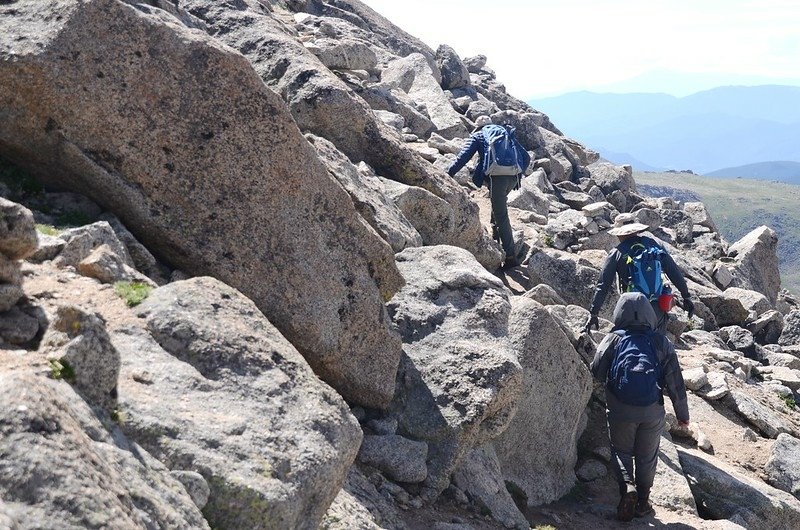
[0, 370, 207, 529]
[0, 197, 37, 260]
[387, 246, 523, 498]
[182, 0, 499, 269]
[121, 277, 362, 530]
[727, 226, 781, 305]
[0, 0, 403, 408]
[765, 433, 800, 499]
[679, 448, 800, 529]
[308, 134, 422, 252]
[436, 44, 470, 90]
[493, 298, 592, 506]
[381, 53, 468, 139]
[527, 248, 613, 318]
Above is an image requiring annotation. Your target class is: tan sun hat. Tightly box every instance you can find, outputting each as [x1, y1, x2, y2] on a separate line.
[472, 115, 492, 130]
[608, 213, 649, 236]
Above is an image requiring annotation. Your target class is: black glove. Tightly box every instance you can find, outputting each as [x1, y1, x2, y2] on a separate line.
[682, 297, 695, 319]
[582, 313, 599, 335]
[513, 175, 521, 191]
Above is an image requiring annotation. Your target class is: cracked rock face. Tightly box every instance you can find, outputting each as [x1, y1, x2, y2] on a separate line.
[0, 0, 403, 408]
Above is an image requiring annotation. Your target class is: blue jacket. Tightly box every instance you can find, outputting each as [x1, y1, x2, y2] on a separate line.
[447, 126, 530, 188]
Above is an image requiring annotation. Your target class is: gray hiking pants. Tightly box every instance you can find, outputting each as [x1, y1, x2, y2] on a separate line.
[608, 413, 664, 498]
[488, 175, 518, 258]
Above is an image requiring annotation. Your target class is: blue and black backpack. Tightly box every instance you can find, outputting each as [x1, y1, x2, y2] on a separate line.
[482, 124, 525, 177]
[607, 330, 663, 406]
[621, 240, 664, 301]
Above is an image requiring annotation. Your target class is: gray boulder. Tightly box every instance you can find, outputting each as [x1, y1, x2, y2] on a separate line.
[53, 222, 133, 270]
[321, 466, 407, 530]
[0, 0, 404, 408]
[724, 287, 772, 316]
[507, 172, 552, 216]
[651, 433, 698, 514]
[780, 310, 800, 347]
[41, 305, 120, 411]
[436, 44, 470, 90]
[381, 53, 468, 139]
[121, 277, 362, 530]
[357, 435, 428, 483]
[356, 85, 436, 137]
[725, 391, 790, 438]
[309, 135, 423, 252]
[493, 298, 592, 506]
[452, 445, 529, 529]
[748, 310, 784, 345]
[698, 290, 751, 327]
[765, 433, 800, 499]
[679, 448, 800, 529]
[684, 201, 718, 232]
[0, 306, 39, 345]
[309, 37, 378, 71]
[0, 371, 207, 529]
[387, 246, 523, 498]
[77, 244, 154, 285]
[0, 254, 23, 312]
[728, 226, 781, 304]
[588, 162, 636, 198]
[0, 197, 37, 260]
[98, 212, 161, 279]
[527, 248, 613, 319]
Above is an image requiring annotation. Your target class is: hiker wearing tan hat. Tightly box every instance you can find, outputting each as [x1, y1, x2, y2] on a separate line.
[582, 213, 694, 334]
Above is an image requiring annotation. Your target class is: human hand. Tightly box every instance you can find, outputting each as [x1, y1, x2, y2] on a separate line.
[682, 298, 694, 319]
[581, 314, 599, 335]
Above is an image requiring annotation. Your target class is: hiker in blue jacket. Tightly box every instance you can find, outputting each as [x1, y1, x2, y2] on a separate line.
[447, 115, 531, 269]
[582, 213, 694, 334]
[591, 292, 690, 521]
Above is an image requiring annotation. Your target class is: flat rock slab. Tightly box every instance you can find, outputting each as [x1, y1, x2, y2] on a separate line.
[765, 433, 800, 499]
[725, 390, 790, 439]
[679, 447, 800, 529]
[119, 277, 362, 530]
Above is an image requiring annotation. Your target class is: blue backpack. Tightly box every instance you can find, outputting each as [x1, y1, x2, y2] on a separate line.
[482, 124, 524, 176]
[608, 330, 663, 406]
[622, 240, 664, 301]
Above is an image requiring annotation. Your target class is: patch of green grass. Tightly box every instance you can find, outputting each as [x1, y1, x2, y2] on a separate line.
[543, 234, 555, 247]
[114, 281, 152, 307]
[48, 359, 76, 381]
[36, 224, 60, 236]
[781, 395, 796, 410]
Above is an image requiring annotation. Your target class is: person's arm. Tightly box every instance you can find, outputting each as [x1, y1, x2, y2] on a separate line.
[448, 135, 480, 177]
[660, 337, 690, 423]
[661, 251, 690, 300]
[590, 333, 618, 383]
[588, 250, 620, 316]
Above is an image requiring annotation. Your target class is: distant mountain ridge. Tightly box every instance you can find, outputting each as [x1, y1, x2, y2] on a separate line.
[530, 85, 800, 175]
[706, 161, 800, 184]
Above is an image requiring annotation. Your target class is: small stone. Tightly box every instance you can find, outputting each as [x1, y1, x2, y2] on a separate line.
[683, 367, 709, 391]
[170, 471, 210, 510]
[742, 428, 759, 442]
[0, 307, 40, 345]
[576, 460, 607, 482]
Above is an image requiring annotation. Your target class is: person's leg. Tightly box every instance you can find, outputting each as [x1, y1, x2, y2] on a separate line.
[608, 415, 638, 521]
[490, 175, 517, 258]
[632, 414, 665, 516]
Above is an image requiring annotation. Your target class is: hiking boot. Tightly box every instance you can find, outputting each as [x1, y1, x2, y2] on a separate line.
[634, 499, 655, 518]
[616, 484, 638, 522]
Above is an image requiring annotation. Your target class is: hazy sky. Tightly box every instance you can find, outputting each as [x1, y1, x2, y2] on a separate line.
[360, 0, 800, 99]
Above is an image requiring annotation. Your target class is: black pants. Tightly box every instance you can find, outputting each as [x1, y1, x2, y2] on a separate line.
[488, 175, 518, 257]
